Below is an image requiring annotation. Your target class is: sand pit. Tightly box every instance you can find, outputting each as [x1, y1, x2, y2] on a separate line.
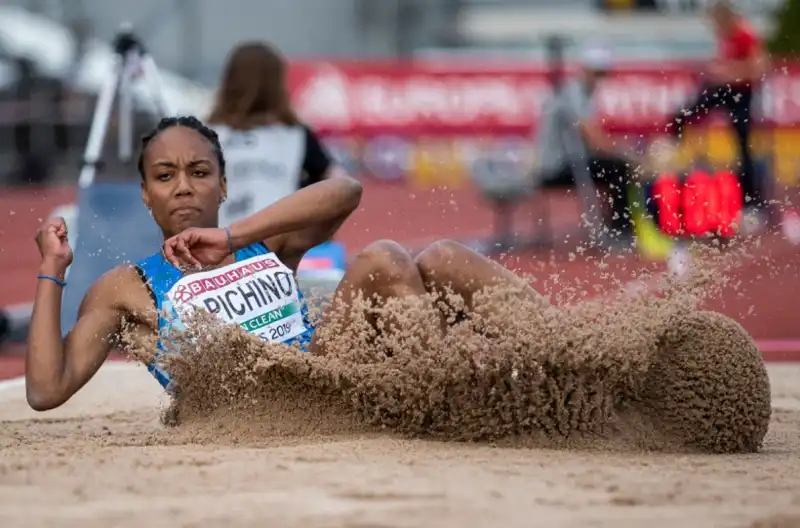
[0, 361, 798, 528]
[4, 232, 795, 527]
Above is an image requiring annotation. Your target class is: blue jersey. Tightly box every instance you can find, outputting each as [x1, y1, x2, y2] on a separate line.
[135, 241, 314, 390]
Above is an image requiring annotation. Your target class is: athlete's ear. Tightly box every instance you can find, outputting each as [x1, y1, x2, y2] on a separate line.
[219, 174, 228, 203]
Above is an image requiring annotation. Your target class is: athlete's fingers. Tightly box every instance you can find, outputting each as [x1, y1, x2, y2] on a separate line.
[162, 239, 183, 269]
[43, 216, 64, 229]
[39, 222, 61, 242]
[175, 236, 201, 269]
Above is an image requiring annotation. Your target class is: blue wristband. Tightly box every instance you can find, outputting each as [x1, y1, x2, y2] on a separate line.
[38, 274, 67, 287]
[224, 227, 234, 253]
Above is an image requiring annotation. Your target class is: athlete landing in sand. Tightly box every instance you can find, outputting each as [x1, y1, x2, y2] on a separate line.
[26, 116, 547, 411]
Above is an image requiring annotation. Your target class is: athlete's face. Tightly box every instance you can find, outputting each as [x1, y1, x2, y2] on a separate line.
[140, 126, 227, 238]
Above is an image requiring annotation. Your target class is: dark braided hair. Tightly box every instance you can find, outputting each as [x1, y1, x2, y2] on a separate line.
[137, 116, 226, 180]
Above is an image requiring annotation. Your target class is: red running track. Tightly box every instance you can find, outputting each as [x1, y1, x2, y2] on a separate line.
[1, 182, 798, 381]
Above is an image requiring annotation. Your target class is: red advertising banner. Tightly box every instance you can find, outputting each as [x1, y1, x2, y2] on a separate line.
[287, 59, 800, 136]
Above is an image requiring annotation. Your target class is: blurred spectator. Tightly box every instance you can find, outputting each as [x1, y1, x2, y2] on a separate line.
[536, 45, 640, 241]
[668, 0, 768, 212]
[207, 41, 342, 228]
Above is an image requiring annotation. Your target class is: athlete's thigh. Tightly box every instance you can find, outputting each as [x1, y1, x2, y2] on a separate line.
[306, 240, 424, 355]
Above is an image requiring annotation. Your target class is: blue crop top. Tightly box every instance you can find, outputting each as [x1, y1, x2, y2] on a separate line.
[135, 241, 314, 390]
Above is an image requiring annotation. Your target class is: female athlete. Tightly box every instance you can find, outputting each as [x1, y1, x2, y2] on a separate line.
[26, 116, 545, 411]
[207, 41, 343, 227]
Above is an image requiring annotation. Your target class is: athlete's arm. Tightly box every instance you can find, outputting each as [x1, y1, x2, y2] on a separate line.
[25, 265, 136, 411]
[228, 176, 362, 268]
[26, 217, 139, 411]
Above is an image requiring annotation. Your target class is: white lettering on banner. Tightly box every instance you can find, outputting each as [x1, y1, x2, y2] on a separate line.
[295, 65, 352, 126]
[294, 65, 554, 128]
[761, 75, 800, 124]
[290, 63, 800, 131]
[355, 76, 548, 126]
[166, 253, 310, 344]
[597, 77, 695, 120]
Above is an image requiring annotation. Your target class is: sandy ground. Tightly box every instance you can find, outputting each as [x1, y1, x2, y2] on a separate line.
[0, 362, 799, 528]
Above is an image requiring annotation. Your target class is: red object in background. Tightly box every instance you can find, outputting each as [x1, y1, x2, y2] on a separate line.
[298, 257, 335, 270]
[719, 20, 761, 63]
[652, 170, 744, 237]
[682, 170, 715, 236]
[652, 172, 683, 236]
[716, 170, 744, 237]
[286, 60, 800, 136]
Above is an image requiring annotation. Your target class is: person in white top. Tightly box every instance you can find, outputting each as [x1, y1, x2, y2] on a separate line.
[536, 46, 641, 241]
[207, 41, 344, 228]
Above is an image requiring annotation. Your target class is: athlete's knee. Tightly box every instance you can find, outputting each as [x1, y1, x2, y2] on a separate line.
[352, 239, 417, 283]
[415, 239, 466, 274]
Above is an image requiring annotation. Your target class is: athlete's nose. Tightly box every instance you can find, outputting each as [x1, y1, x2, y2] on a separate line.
[173, 171, 195, 197]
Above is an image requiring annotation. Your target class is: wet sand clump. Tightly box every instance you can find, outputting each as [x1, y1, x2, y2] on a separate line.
[632, 310, 772, 453]
[123, 248, 772, 454]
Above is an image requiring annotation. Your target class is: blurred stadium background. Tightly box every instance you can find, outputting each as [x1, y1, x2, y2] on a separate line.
[0, 0, 798, 368]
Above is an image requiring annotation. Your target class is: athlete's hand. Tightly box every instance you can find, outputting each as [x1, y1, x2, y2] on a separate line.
[163, 227, 231, 269]
[35, 217, 73, 269]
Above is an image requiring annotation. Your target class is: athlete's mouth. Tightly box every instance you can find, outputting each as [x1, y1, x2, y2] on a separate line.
[171, 206, 201, 216]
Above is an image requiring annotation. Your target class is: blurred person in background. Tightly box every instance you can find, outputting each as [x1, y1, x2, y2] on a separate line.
[667, 0, 768, 222]
[536, 45, 640, 244]
[207, 42, 345, 228]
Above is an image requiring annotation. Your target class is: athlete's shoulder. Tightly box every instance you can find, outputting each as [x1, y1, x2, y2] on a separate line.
[81, 264, 150, 311]
[95, 264, 143, 288]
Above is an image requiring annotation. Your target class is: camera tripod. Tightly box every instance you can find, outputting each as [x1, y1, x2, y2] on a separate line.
[78, 25, 172, 188]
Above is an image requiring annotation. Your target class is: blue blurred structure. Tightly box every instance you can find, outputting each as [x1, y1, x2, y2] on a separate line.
[60, 181, 162, 334]
[296, 240, 348, 302]
[298, 241, 347, 272]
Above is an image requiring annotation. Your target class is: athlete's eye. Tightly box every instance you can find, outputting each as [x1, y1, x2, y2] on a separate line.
[157, 173, 171, 181]
[192, 169, 208, 178]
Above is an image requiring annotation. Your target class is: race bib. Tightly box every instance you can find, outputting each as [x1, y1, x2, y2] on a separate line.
[165, 253, 309, 343]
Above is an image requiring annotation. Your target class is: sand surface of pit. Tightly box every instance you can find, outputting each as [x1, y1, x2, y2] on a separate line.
[1, 362, 799, 528]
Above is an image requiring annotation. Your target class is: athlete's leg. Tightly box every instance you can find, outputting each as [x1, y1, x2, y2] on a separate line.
[309, 240, 431, 355]
[414, 239, 550, 314]
[309, 239, 548, 355]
